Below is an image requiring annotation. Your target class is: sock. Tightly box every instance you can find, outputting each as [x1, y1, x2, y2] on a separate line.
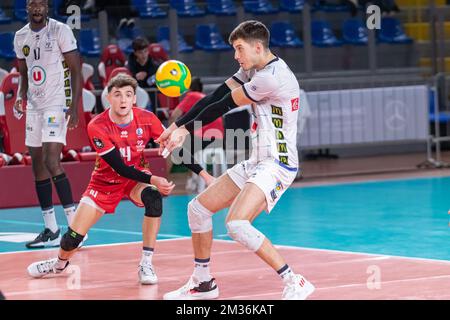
[52, 173, 75, 209]
[63, 205, 77, 225]
[193, 258, 211, 282]
[42, 208, 58, 233]
[141, 247, 154, 265]
[277, 264, 293, 281]
[55, 256, 69, 271]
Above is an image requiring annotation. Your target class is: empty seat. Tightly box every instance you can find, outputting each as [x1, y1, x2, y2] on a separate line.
[0, 33, 15, 60]
[313, 0, 352, 12]
[97, 45, 127, 88]
[280, 0, 305, 13]
[14, 0, 27, 22]
[132, 0, 168, 18]
[195, 24, 230, 51]
[342, 18, 368, 45]
[170, 0, 205, 17]
[0, 8, 12, 24]
[378, 17, 413, 44]
[311, 20, 343, 47]
[270, 22, 303, 48]
[157, 26, 193, 53]
[243, 0, 279, 14]
[82, 62, 95, 91]
[206, 0, 237, 16]
[79, 29, 101, 57]
[117, 26, 145, 55]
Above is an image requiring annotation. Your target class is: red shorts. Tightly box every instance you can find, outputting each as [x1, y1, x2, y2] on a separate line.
[82, 171, 151, 214]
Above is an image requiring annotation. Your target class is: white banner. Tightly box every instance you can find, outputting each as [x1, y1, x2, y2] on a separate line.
[298, 85, 429, 148]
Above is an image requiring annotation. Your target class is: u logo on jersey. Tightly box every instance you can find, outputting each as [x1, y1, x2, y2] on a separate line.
[30, 66, 46, 86]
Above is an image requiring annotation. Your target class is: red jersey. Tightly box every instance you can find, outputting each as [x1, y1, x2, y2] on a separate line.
[87, 107, 164, 185]
[176, 91, 224, 140]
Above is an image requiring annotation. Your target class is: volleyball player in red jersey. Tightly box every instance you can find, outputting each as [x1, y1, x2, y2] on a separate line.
[26, 74, 212, 285]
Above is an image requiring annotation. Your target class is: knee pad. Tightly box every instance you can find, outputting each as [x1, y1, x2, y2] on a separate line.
[226, 220, 265, 252]
[141, 186, 162, 218]
[60, 227, 84, 252]
[188, 197, 213, 233]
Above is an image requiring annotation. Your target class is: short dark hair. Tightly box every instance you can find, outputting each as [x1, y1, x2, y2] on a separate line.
[107, 74, 138, 93]
[228, 20, 270, 48]
[190, 77, 203, 92]
[132, 37, 149, 52]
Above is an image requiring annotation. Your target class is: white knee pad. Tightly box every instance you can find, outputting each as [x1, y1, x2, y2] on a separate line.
[226, 220, 265, 252]
[188, 198, 214, 233]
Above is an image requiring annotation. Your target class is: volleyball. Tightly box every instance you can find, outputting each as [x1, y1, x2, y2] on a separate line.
[155, 60, 191, 97]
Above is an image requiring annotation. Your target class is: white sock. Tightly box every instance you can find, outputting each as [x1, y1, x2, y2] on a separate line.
[42, 208, 58, 233]
[141, 247, 154, 265]
[278, 264, 294, 282]
[193, 258, 211, 282]
[64, 205, 77, 225]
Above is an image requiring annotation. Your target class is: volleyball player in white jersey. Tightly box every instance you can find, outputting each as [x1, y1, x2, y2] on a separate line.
[157, 20, 315, 300]
[13, 0, 83, 248]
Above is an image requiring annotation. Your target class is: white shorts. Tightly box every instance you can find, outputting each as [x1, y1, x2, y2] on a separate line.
[227, 159, 298, 213]
[25, 108, 68, 147]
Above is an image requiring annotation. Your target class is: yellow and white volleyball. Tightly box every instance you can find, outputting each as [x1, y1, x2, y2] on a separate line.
[155, 60, 191, 97]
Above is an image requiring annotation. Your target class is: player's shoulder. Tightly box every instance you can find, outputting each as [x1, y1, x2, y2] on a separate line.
[15, 24, 31, 37]
[88, 110, 110, 130]
[133, 107, 157, 119]
[48, 18, 72, 35]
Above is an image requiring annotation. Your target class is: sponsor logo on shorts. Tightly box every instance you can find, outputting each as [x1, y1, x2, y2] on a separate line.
[49, 131, 55, 137]
[26, 124, 33, 132]
[291, 97, 299, 111]
[47, 116, 60, 127]
[93, 137, 104, 149]
[270, 181, 283, 201]
[89, 189, 98, 198]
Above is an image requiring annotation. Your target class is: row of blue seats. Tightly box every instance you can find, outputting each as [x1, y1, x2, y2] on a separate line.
[0, 0, 364, 24]
[0, 17, 412, 59]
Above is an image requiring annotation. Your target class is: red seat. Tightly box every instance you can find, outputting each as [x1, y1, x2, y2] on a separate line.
[0, 72, 26, 155]
[107, 66, 132, 82]
[82, 62, 95, 91]
[65, 89, 93, 152]
[148, 43, 169, 65]
[98, 45, 126, 88]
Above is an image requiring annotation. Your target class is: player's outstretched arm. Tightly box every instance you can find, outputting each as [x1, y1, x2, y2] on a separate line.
[101, 148, 174, 195]
[63, 50, 82, 129]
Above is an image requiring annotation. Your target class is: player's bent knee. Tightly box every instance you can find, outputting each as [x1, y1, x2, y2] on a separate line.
[60, 227, 85, 251]
[226, 220, 265, 252]
[188, 197, 213, 233]
[141, 186, 162, 218]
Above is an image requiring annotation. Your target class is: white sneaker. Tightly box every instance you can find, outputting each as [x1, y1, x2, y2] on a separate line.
[163, 276, 219, 300]
[282, 274, 315, 300]
[139, 263, 158, 285]
[27, 258, 69, 278]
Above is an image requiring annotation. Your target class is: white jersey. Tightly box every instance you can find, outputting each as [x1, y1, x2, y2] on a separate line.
[14, 18, 77, 111]
[232, 57, 300, 169]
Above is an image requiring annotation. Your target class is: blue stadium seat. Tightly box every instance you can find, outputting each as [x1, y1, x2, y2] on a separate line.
[377, 17, 413, 44]
[342, 19, 368, 45]
[14, 0, 28, 22]
[0, 9, 12, 24]
[132, 0, 167, 19]
[117, 27, 145, 55]
[313, 0, 352, 12]
[195, 24, 230, 51]
[0, 33, 15, 59]
[206, 0, 237, 16]
[280, 0, 305, 13]
[429, 88, 450, 123]
[157, 26, 194, 53]
[270, 22, 303, 48]
[79, 29, 101, 57]
[170, 0, 205, 17]
[243, 0, 279, 14]
[311, 20, 343, 47]
[53, 0, 91, 22]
